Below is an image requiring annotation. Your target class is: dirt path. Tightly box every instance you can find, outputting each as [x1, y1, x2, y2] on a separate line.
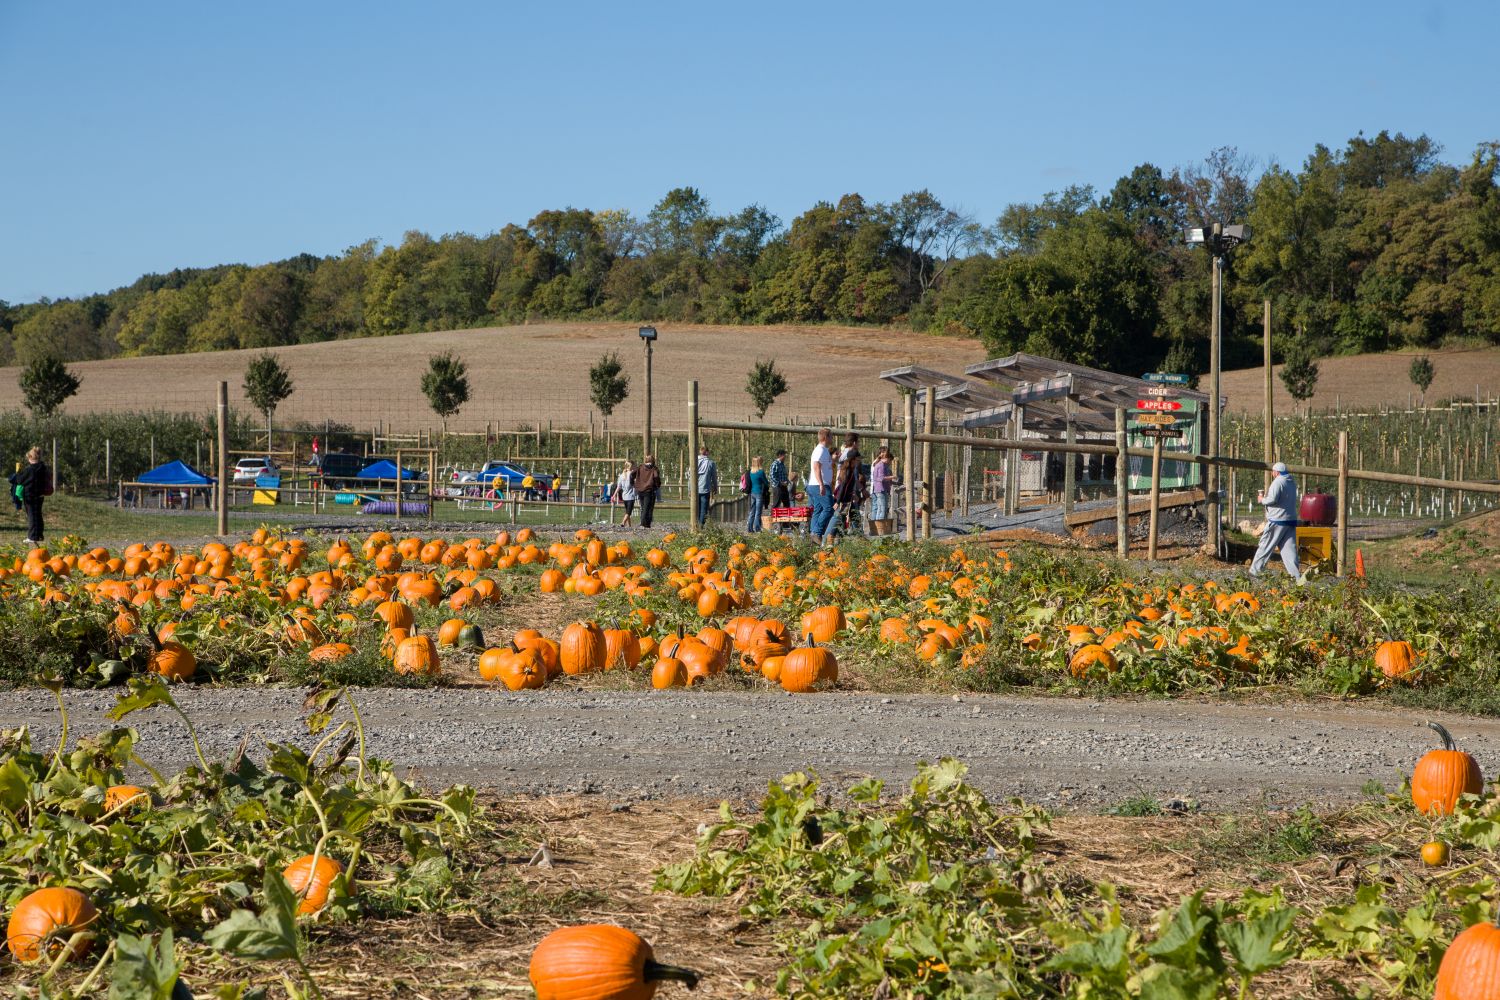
[7, 688, 1491, 811]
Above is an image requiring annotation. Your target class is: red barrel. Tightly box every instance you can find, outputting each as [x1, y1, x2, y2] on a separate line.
[1299, 493, 1336, 526]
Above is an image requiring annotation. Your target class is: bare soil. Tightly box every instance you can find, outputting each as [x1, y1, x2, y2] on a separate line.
[1221, 344, 1500, 415]
[0, 321, 987, 431]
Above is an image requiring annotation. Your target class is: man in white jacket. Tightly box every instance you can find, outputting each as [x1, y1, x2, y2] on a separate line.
[1250, 462, 1305, 583]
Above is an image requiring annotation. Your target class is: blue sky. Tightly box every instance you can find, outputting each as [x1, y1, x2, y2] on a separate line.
[2, 0, 1496, 302]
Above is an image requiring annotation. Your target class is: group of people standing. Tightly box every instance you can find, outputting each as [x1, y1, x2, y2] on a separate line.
[610, 456, 663, 529]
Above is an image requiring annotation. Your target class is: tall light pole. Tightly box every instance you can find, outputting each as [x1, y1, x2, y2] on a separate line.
[639, 326, 657, 459]
[1185, 222, 1249, 556]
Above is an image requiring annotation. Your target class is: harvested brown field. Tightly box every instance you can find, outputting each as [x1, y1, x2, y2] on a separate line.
[0, 322, 988, 431]
[1221, 344, 1500, 414]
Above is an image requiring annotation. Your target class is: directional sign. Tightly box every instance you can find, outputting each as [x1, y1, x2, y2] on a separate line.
[1135, 398, 1183, 412]
[1136, 426, 1184, 439]
[1144, 385, 1179, 397]
[1133, 412, 1179, 426]
[1144, 372, 1191, 384]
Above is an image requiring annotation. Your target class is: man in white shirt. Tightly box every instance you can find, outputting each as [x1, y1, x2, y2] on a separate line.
[807, 428, 835, 543]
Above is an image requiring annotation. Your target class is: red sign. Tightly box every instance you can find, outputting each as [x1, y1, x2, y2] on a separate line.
[1135, 399, 1182, 412]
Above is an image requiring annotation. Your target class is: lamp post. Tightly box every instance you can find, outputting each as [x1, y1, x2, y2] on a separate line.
[639, 326, 657, 460]
[1184, 222, 1249, 556]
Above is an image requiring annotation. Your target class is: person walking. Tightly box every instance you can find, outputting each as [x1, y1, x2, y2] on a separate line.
[10, 447, 51, 544]
[615, 460, 638, 528]
[696, 446, 718, 526]
[632, 455, 661, 529]
[833, 432, 864, 538]
[1250, 461, 1305, 583]
[807, 428, 835, 544]
[745, 456, 768, 533]
[521, 471, 536, 501]
[868, 446, 895, 536]
[769, 450, 790, 508]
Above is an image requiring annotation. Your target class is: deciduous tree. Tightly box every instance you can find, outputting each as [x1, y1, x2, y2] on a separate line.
[588, 352, 630, 431]
[745, 359, 788, 418]
[19, 356, 81, 417]
[421, 351, 470, 434]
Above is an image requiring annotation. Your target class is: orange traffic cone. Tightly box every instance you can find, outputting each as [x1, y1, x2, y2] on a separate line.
[1354, 548, 1365, 578]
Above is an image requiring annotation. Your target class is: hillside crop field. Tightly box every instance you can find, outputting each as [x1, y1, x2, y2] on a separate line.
[1222, 345, 1500, 415]
[0, 322, 988, 431]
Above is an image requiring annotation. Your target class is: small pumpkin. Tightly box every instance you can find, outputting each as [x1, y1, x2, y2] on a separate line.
[6, 887, 97, 963]
[283, 854, 346, 915]
[498, 647, 546, 691]
[1413, 721, 1483, 816]
[437, 618, 468, 647]
[374, 599, 414, 631]
[103, 784, 148, 812]
[800, 605, 846, 644]
[1069, 643, 1118, 679]
[603, 629, 642, 670]
[529, 924, 699, 1000]
[1422, 840, 1451, 867]
[309, 641, 354, 663]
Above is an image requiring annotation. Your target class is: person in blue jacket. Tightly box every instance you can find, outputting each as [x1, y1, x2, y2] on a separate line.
[1250, 462, 1304, 583]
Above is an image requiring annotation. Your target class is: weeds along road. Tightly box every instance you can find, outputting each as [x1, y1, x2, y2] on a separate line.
[5, 688, 1494, 811]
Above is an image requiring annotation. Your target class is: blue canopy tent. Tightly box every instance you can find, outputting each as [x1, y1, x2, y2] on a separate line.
[357, 460, 418, 481]
[124, 460, 215, 509]
[138, 460, 214, 486]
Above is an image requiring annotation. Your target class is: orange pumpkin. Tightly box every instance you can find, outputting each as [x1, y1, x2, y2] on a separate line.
[394, 635, 440, 676]
[149, 641, 196, 681]
[560, 621, 607, 675]
[1413, 721, 1484, 816]
[437, 618, 469, 648]
[780, 638, 838, 693]
[283, 855, 345, 915]
[603, 629, 642, 670]
[1376, 639, 1418, 680]
[103, 784, 147, 812]
[1069, 643, 1118, 679]
[498, 648, 546, 691]
[1435, 920, 1500, 1000]
[529, 924, 699, 1000]
[651, 657, 687, 689]
[6, 887, 97, 962]
[800, 605, 846, 644]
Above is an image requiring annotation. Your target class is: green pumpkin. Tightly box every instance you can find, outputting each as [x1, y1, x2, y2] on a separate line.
[458, 624, 485, 650]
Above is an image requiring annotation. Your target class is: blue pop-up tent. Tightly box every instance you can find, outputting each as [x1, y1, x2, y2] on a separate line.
[137, 460, 214, 486]
[357, 460, 417, 480]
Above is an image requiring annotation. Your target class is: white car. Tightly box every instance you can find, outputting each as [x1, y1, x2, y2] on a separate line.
[232, 457, 279, 484]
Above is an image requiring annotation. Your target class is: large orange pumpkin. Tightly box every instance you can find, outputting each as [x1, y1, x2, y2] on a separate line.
[6, 887, 97, 962]
[560, 621, 607, 675]
[149, 641, 196, 681]
[1376, 639, 1418, 680]
[800, 605, 846, 644]
[499, 648, 546, 691]
[1069, 644, 1118, 679]
[603, 629, 642, 670]
[1413, 721, 1484, 816]
[1435, 920, 1500, 1000]
[394, 635, 440, 676]
[283, 855, 345, 915]
[529, 924, 699, 1000]
[651, 657, 687, 689]
[780, 638, 838, 693]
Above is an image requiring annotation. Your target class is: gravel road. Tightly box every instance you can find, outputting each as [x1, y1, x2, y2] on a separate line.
[5, 688, 1493, 812]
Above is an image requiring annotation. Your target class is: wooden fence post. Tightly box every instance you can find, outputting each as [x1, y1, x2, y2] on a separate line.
[1063, 402, 1076, 515]
[1115, 408, 1129, 558]
[688, 381, 700, 531]
[216, 382, 229, 536]
[1336, 430, 1349, 577]
[1147, 435, 1163, 560]
[904, 393, 916, 542]
[922, 389, 935, 539]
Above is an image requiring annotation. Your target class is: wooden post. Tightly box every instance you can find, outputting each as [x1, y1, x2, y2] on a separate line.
[1147, 435, 1164, 560]
[1115, 408, 1129, 558]
[105, 439, 111, 487]
[1063, 401, 1076, 515]
[1004, 406, 1021, 517]
[642, 336, 653, 461]
[883, 401, 893, 450]
[216, 382, 229, 536]
[394, 449, 403, 520]
[921, 388, 935, 538]
[904, 393, 917, 542]
[1263, 298, 1274, 489]
[1336, 430, 1349, 577]
[687, 380, 700, 531]
[960, 433, 972, 517]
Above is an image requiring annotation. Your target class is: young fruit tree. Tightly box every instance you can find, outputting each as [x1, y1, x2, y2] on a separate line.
[745, 359, 789, 418]
[1409, 354, 1435, 406]
[242, 353, 295, 454]
[19, 356, 81, 418]
[1279, 346, 1320, 414]
[421, 351, 471, 435]
[589, 351, 630, 431]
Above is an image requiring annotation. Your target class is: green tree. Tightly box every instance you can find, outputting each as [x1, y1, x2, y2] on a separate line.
[19, 356, 81, 418]
[745, 359, 789, 418]
[1408, 354, 1436, 404]
[242, 353, 295, 452]
[10, 301, 108, 365]
[421, 351, 471, 434]
[1279, 347, 1320, 412]
[588, 351, 630, 431]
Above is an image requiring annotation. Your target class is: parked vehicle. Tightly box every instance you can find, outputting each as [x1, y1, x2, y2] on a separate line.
[457, 461, 531, 490]
[314, 452, 367, 491]
[232, 457, 278, 484]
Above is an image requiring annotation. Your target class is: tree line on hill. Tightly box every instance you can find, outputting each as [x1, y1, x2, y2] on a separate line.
[2, 131, 1497, 382]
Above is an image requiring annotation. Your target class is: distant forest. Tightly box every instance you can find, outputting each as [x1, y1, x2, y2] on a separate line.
[3, 131, 1497, 376]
